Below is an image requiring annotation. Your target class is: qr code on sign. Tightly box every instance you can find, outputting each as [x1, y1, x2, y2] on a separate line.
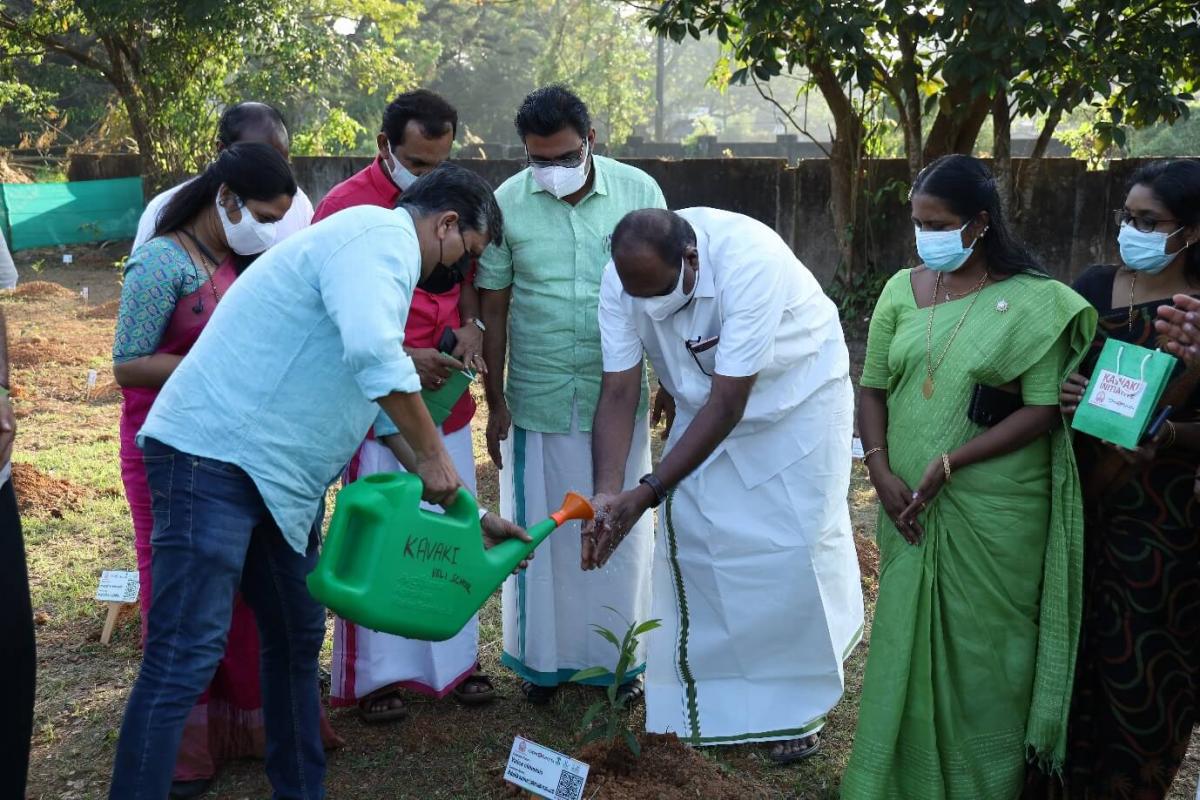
[555, 769, 585, 800]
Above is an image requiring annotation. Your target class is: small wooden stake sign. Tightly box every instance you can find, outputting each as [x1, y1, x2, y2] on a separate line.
[96, 570, 139, 645]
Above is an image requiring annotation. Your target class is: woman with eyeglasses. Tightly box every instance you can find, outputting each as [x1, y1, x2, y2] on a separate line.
[842, 155, 1097, 799]
[113, 142, 334, 798]
[1044, 159, 1200, 800]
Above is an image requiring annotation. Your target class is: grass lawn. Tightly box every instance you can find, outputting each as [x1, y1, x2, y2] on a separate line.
[7, 243, 1198, 799]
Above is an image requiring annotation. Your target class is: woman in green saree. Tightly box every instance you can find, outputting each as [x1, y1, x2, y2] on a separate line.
[843, 155, 1097, 799]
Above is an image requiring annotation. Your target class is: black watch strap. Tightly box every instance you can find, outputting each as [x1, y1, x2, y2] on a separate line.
[638, 473, 668, 508]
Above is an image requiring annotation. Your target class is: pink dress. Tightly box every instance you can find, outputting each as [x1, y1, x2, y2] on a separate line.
[117, 240, 341, 782]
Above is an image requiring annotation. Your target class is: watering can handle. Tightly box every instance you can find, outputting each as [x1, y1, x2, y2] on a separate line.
[441, 486, 480, 522]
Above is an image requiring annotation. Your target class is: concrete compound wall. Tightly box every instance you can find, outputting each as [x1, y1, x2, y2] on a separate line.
[69, 152, 1147, 286]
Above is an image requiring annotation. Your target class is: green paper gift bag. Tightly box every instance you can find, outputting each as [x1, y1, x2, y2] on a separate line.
[1071, 338, 1177, 449]
[421, 369, 474, 426]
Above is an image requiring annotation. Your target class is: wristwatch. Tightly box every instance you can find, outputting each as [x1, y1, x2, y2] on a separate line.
[638, 473, 668, 507]
[469, 317, 486, 333]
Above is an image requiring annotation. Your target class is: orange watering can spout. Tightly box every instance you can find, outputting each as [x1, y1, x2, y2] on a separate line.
[551, 492, 594, 526]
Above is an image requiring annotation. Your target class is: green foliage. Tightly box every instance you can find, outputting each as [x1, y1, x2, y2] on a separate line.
[828, 268, 891, 324]
[1126, 102, 1200, 157]
[681, 114, 718, 147]
[569, 610, 661, 758]
[0, 0, 424, 179]
[420, 0, 654, 145]
[291, 105, 369, 157]
[648, 0, 1198, 170]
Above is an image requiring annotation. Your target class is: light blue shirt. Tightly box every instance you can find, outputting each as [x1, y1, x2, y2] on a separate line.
[139, 205, 423, 553]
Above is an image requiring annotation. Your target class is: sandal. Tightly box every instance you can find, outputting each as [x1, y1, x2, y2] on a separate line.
[615, 675, 645, 706]
[521, 680, 559, 706]
[768, 733, 821, 764]
[454, 671, 497, 706]
[358, 688, 407, 724]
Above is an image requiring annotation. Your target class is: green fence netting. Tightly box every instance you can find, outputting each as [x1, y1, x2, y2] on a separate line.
[0, 177, 143, 251]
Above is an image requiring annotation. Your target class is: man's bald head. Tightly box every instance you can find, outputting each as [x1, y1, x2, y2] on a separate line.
[610, 208, 697, 298]
[217, 102, 290, 159]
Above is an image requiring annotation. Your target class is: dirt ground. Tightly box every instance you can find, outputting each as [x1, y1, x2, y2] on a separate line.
[5, 243, 1197, 799]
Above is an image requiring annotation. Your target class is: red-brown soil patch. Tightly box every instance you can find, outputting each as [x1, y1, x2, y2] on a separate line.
[11, 463, 93, 518]
[81, 300, 120, 319]
[575, 733, 769, 799]
[8, 337, 89, 369]
[7, 281, 78, 300]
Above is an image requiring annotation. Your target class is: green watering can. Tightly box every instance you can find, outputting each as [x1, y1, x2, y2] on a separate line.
[307, 471, 593, 641]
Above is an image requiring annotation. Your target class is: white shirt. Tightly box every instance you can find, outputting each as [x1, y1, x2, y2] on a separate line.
[132, 180, 314, 251]
[599, 207, 850, 487]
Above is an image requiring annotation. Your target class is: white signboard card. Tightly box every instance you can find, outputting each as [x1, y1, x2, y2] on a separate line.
[96, 570, 139, 604]
[504, 736, 589, 800]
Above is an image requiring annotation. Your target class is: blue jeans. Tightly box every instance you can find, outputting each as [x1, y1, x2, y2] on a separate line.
[109, 440, 327, 799]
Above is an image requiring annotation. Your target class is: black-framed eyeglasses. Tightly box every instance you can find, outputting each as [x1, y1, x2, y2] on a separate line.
[1114, 208, 1181, 234]
[685, 335, 719, 376]
[525, 141, 587, 170]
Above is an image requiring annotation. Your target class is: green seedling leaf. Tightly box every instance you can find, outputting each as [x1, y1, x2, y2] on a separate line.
[633, 619, 663, 636]
[624, 730, 642, 757]
[580, 701, 605, 733]
[570, 666, 611, 683]
[591, 625, 622, 650]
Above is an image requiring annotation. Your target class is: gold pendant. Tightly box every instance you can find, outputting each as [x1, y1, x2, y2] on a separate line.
[922, 376, 934, 399]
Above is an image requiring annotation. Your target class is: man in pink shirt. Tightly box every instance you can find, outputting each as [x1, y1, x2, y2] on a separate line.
[317, 90, 496, 722]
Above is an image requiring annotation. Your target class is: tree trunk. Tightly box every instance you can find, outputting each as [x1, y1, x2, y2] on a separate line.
[992, 88, 1013, 219]
[923, 88, 992, 163]
[99, 35, 158, 182]
[1016, 90, 1073, 221]
[809, 58, 866, 281]
[897, 28, 923, 182]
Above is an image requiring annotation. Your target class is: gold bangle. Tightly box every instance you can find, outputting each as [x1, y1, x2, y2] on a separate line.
[942, 453, 952, 482]
[863, 446, 886, 462]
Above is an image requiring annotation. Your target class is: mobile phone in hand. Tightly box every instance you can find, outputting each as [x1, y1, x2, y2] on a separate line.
[1143, 405, 1174, 445]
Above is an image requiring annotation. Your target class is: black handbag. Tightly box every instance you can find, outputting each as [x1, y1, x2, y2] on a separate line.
[967, 383, 1023, 427]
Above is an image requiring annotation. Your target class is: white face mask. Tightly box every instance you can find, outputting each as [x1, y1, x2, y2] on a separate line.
[384, 145, 419, 191]
[638, 259, 696, 322]
[531, 141, 591, 199]
[216, 188, 276, 255]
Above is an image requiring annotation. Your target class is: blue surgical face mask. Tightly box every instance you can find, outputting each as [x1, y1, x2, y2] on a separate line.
[915, 221, 981, 273]
[1118, 222, 1188, 275]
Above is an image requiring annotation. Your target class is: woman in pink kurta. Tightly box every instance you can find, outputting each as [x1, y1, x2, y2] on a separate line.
[113, 142, 339, 797]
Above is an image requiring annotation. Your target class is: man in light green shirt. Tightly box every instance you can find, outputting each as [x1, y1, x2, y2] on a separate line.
[478, 85, 666, 705]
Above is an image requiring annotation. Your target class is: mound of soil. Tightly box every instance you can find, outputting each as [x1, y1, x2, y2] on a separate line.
[8, 338, 89, 369]
[576, 733, 768, 799]
[11, 463, 93, 518]
[8, 281, 78, 300]
[81, 300, 120, 320]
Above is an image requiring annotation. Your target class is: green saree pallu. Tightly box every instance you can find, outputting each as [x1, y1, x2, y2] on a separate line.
[842, 270, 1097, 799]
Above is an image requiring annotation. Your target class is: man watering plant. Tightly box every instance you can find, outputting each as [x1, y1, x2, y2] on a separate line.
[585, 207, 864, 762]
[108, 164, 529, 800]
